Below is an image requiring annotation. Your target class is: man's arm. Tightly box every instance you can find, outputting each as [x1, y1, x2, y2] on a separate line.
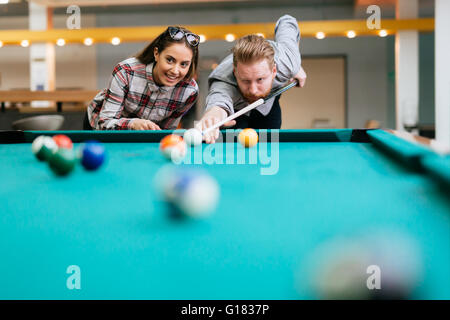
[194, 106, 230, 143]
[197, 81, 239, 143]
[96, 65, 138, 130]
[273, 15, 303, 84]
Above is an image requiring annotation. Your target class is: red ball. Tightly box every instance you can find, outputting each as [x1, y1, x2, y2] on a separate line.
[52, 134, 73, 149]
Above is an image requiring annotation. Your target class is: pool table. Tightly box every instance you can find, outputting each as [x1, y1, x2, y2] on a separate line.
[0, 129, 449, 300]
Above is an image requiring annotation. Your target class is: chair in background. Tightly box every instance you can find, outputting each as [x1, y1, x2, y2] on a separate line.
[12, 115, 64, 131]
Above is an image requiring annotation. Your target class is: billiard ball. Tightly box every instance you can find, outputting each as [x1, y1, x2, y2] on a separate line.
[48, 148, 76, 176]
[183, 128, 203, 147]
[52, 134, 73, 149]
[238, 128, 258, 148]
[172, 170, 219, 218]
[154, 166, 220, 218]
[32, 135, 58, 161]
[159, 134, 187, 162]
[305, 238, 371, 300]
[299, 231, 421, 300]
[80, 141, 106, 171]
[153, 164, 179, 200]
[362, 231, 422, 300]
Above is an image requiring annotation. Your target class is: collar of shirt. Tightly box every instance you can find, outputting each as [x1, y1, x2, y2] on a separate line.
[145, 62, 171, 93]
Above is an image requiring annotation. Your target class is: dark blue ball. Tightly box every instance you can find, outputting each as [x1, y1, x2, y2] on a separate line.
[81, 140, 105, 170]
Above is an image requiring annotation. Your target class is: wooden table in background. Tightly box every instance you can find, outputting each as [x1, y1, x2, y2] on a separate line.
[0, 90, 99, 113]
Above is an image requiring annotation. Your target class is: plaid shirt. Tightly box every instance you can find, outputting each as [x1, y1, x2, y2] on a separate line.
[87, 57, 198, 130]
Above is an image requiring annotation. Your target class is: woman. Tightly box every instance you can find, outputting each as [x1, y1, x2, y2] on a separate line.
[84, 26, 200, 130]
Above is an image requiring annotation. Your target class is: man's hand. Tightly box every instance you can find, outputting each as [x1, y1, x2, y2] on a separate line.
[292, 65, 307, 88]
[129, 119, 161, 130]
[196, 106, 236, 144]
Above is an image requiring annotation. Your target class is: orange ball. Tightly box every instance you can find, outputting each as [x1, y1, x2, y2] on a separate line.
[159, 134, 187, 161]
[238, 128, 258, 148]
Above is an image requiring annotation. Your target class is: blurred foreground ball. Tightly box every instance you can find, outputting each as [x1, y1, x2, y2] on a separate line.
[154, 165, 220, 218]
[305, 238, 372, 300]
[362, 231, 422, 299]
[298, 230, 422, 300]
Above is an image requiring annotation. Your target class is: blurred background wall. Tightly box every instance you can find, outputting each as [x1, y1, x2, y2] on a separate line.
[0, 0, 436, 131]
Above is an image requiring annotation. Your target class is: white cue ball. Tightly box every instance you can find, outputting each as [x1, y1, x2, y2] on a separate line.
[183, 128, 203, 146]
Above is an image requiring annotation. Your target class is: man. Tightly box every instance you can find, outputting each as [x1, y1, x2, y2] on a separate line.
[198, 14, 307, 143]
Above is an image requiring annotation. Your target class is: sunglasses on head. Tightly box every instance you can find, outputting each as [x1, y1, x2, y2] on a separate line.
[168, 27, 200, 47]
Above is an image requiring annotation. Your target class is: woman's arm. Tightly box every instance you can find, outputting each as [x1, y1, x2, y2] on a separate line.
[96, 64, 134, 130]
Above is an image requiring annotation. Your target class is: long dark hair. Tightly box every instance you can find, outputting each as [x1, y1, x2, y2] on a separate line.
[136, 26, 199, 81]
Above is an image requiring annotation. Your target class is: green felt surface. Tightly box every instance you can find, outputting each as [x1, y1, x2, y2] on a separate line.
[0, 131, 449, 299]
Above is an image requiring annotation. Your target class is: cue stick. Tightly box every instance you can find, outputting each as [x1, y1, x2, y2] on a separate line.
[202, 80, 299, 135]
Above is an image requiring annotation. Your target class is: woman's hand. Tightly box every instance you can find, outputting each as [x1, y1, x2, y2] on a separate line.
[129, 119, 161, 130]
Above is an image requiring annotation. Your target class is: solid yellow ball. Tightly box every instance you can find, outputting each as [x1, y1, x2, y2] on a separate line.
[238, 128, 258, 148]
